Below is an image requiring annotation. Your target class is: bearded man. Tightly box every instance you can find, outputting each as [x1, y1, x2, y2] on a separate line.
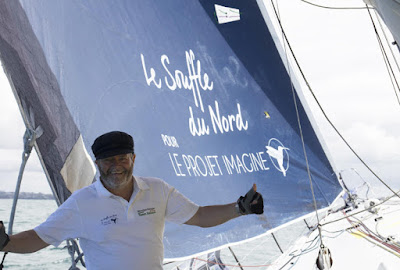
[0, 131, 264, 270]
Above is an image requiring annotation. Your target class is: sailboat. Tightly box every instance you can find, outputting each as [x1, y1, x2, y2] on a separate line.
[0, 0, 399, 269]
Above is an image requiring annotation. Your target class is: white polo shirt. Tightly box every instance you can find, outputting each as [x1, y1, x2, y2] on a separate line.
[34, 176, 199, 270]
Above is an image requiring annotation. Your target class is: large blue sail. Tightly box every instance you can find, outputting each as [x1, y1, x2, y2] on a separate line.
[0, 0, 342, 258]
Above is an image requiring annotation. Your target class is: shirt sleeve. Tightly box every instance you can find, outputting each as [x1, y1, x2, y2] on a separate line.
[34, 196, 84, 247]
[165, 186, 199, 224]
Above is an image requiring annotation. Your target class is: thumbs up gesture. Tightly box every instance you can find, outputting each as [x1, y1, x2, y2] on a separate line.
[237, 184, 264, 215]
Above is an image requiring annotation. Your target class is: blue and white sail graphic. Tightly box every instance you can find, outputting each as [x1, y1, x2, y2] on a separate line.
[0, 0, 342, 258]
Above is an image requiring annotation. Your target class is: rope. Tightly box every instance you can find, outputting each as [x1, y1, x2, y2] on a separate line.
[278, 233, 321, 269]
[299, 0, 371, 10]
[228, 247, 244, 270]
[269, 0, 400, 200]
[2, 128, 40, 268]
[0, 252, 7, 270]
[321, 190, 400, 226]
[271, 0, 325, 248]
[8, 128, 37, 235]
[345, 212, 400, 255]
[373, 9, 400, 78]
[271, 233, 284, 254]
[169, 230, 291, 269]
[193, 257, 273, 268]
[67, 239, 86, 269]
[375, 10, 400, 85]
[304, 219, 312, 230]
[366, 6, 400, 107]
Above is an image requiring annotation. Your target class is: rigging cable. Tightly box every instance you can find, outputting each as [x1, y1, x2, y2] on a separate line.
[366, 5, 400, 106]
[299, 0, 370, 10]
[278, 233, 321, 269]
[228, 247, 244, 270]
[345, 213, 400, 256]
[279, 225, 349, 270]
[1, 128, 39, 269]
[231, 229, 282, 267]
[321, 190, 400, 226]
[271, 0, 326, 252]
[193, 257, 273, 268]
[164, 231, 281, 269]
[272, 233, 284, 253]
[373, 10, 400, 87]
[270, 0, 400, 200]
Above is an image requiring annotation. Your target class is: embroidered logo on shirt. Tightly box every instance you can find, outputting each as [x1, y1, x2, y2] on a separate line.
[137, 208, 156, 216]
[101, 214, 118, 225]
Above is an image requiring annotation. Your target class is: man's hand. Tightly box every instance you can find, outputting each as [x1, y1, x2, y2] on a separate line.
[0, 221, 10, 251]
[237, 184, 264, 215]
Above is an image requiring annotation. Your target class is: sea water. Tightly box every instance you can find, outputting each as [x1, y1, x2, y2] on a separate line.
[0, 199, 72, 270]
[0, 199, 309, 270]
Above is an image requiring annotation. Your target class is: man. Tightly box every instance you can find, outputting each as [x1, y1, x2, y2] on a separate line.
[0, 131, 263, 269]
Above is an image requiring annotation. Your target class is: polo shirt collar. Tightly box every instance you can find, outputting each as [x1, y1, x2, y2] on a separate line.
[95, 176, 149, 198]
[134, 176, 149, 191]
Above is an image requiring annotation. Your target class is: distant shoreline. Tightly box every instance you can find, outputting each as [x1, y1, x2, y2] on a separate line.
[0, 191, 53, 200]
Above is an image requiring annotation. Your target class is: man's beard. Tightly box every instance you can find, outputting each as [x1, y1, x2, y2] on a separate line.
[99, 165, 133, 189]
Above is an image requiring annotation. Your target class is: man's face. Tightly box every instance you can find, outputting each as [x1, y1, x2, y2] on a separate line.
[96, 153, 135, 190]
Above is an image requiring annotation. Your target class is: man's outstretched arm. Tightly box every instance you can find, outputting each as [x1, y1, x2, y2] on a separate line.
[0, 222, 49, 253]
[185, 184, 264, 228]
[184, 202, 239, 228]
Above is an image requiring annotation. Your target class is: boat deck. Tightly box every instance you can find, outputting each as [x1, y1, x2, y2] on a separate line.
[272, 197, 400, 270]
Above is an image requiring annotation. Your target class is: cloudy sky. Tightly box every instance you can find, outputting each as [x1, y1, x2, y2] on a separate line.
[0, 0, 399, 196]
[0, 69, 52, 194]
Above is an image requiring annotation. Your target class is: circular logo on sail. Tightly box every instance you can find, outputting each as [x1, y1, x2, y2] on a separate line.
[266, 138, 290, 177]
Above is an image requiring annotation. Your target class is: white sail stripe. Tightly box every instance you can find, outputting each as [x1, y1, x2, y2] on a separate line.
[60, 134, 96, 193]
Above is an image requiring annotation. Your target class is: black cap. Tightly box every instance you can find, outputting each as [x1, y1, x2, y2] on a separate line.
[91, 131, 134, 160]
